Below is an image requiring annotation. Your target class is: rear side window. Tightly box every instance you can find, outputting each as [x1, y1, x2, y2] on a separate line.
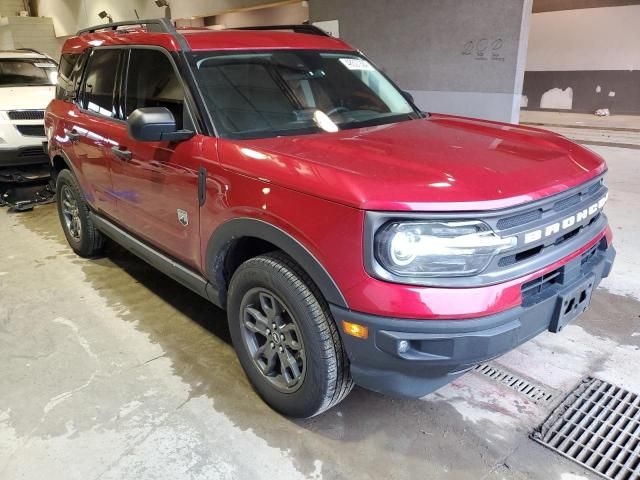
[81, 49, 122, 117]
[56, 53, 83, 100]
[124, 49, 185, 129]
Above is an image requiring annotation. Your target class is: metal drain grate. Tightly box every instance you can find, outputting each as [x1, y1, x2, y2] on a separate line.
[474, 363, 555, 404]
[532, 377, 640, 480]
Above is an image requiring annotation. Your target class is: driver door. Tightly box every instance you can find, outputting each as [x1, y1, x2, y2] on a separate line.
[109, 48, 202, 270]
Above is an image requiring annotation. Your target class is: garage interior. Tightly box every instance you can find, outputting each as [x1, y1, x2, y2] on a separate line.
[1, 1, 639, 479]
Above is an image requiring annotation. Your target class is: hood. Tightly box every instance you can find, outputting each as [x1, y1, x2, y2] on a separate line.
[0, 86, 55, 111]
[218, 114, 607, 212]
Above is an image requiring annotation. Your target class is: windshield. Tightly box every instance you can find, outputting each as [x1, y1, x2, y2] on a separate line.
[0, 58, 58, 87]
[192, 50, 420, 139]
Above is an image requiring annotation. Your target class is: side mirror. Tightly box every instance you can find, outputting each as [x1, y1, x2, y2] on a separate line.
[127, 107, 194, 142]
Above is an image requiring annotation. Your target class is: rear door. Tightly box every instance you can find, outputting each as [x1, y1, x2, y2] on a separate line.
[67, 48, 125, 217]
[109, 47, 202, 270]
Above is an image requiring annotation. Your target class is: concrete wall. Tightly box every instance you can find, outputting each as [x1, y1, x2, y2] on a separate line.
[170, 0, 299, 20]
[33, 0, 160, 37]
[33, 0, 306, 35]
[310, 0, 532, 123]
[523, 5, 640, 114]
[0, 0, 26, 17]
[533, 0, 640, 13]
[208, 3, 307, 28]
[0, 16, 62, 59]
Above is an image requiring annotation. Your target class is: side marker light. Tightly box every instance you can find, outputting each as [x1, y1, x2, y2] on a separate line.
[342, 321, 368, 339]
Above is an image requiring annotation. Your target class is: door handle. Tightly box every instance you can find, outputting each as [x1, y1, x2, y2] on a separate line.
[111, 146, 132, 161]
[66, 129, 80, 142]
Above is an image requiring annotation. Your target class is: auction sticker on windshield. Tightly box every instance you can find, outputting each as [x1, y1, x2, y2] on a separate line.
[339, 58, 374, 71]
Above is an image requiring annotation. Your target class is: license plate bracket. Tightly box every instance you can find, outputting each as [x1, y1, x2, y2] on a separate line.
[549, 274, 595, 333]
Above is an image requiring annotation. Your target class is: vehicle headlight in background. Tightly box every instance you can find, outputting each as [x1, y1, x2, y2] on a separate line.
[375, 220, 517, 277]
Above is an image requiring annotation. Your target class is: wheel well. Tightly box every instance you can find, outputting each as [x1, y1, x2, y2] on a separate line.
[51, 155, 69, 181]
[223, 237, 280, 286]
[207, 219, 348, 309]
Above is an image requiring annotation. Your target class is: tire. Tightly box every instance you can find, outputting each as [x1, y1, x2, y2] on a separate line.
[56, 169, 104, 257]
[228, 252, 353, 418]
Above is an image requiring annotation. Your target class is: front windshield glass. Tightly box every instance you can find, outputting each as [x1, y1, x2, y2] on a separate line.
[192, 50, 419, 139]
[0, 59, 57, 87]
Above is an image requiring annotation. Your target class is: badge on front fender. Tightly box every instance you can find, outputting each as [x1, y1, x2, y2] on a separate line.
[177, 209, 189, 226]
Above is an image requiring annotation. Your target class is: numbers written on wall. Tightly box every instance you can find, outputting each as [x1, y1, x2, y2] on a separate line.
[462, 38, 505, 62]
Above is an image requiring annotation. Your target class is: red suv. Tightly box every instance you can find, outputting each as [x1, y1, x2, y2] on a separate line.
[45, 20, 615, 417]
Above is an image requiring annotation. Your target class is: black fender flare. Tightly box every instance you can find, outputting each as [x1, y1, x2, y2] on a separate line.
[50, 148, 75, 177]
[205, 218, 348, 309]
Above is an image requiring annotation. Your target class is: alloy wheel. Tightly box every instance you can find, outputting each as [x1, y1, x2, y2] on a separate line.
[240, 288, 306, 393]
[61, 185, 82, 241]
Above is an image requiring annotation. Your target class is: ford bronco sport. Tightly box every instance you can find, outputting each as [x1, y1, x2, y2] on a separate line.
[45, 20, 615, 418]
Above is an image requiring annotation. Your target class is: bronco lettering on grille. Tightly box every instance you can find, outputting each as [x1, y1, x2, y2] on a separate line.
[523, 194, 608, 245]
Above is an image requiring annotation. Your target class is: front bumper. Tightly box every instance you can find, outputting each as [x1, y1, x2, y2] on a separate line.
[331, 238, 615, 398]
[0, 117, 48, 167]
[0, 146, 49, 167]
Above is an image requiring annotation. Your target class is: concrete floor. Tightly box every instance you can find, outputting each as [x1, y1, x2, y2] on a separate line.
[0, 145, 639, 480]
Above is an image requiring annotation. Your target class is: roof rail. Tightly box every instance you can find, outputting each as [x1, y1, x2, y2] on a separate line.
[231, 24, 330, 37]
[75, 18, 190, 51]
[76, 18, 173, 35]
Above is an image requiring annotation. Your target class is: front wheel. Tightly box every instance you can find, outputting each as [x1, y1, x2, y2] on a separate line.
[227, 252, 353, 418]
[56, 169, 104, 257]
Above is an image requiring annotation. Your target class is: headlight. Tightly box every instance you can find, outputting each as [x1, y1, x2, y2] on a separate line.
[375, 220, 517, 277]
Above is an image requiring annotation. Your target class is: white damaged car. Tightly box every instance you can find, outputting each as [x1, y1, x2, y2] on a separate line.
[0, 50, 57, 168]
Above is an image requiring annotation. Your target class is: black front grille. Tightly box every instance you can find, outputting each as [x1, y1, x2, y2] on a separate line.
[554, 193, 581, 211]
[494, 177, 606, 236]
[581, 240, 602, 267]
[497, 209, 542, 230]
[554, 225, 582, 246]
[16, 125, 45, 137]
[587, 181, 602, 195]
[521, 268, 563, 306]
[8, 110, 45, 120]
[499, 245, 543, 267]
[490, 176, 608, 272]
[18, 147, 46, 157]
[521, 238, 606, 307]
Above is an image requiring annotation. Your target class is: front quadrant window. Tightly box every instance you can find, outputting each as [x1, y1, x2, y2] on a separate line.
[191, 50, 419, 139]
[124, 49, 186, 129]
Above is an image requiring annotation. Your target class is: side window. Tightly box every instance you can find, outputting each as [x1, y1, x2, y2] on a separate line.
[81, 49, 121, 117]
[56, 53, 78, 100]
[56, 52, 88, 101]
[71, 53, 88, 101]
[125, 49, 185, 129]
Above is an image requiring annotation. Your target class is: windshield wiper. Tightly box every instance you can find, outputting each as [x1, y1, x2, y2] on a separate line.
[338, 113, 416, 130]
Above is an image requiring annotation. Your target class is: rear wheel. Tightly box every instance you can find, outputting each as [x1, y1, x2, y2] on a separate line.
[56, 169, 104, 257]
[228, 252, 353, 418]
